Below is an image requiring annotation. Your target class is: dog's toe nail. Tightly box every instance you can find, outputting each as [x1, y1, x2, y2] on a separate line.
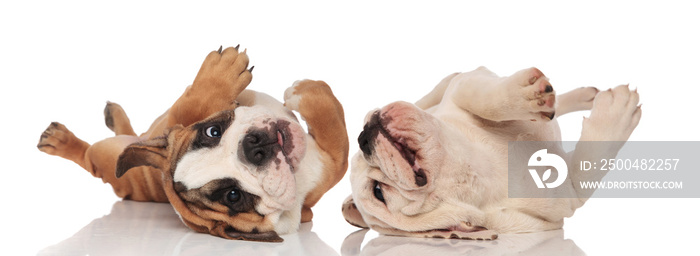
[235, 44, 240, 50]
[248, 66, 255, 73]
[217, 45, 223, 54]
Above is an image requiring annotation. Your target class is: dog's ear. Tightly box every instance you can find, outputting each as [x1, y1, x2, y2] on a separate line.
[342, 195, 369, 229]
[116, 136, 169, 178]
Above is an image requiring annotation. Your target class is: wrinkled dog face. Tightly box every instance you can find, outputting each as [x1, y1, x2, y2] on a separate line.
[347, 101, 498, 239]
[117, 105, 308, 241]
[172, 105, 308, 239]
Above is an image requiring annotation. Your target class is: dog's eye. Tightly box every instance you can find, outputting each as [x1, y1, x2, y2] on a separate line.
[205, 125, 222, 138]
[373, 181, 385, 204]
[226, 189, 241, 204]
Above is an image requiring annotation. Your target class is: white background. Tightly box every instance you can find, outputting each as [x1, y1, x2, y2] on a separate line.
[2, 0, 699, 255]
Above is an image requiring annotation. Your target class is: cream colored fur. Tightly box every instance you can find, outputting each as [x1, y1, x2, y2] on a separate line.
[344, 67, 641, 240]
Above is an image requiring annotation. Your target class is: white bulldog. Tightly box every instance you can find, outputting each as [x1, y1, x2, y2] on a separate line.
[342, 67, 641, 240]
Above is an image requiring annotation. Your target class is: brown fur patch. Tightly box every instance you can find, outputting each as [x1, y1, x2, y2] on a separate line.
[290, 80, 349, 220]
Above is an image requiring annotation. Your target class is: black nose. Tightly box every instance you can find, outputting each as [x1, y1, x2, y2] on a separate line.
[358, 130, 373, 155]
[358, 112, 381, 156]
[242, 131, 275, 166]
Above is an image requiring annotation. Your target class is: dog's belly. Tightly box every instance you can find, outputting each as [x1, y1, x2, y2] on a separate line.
[433, 110, 565, 197]
[435, 107, 563, 147]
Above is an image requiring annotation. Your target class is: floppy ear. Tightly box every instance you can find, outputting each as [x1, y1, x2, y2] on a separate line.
[116, 136, 169, 178]
[342, 195, 369, 229]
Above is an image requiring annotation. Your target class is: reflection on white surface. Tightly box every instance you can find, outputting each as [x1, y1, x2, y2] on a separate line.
[341, 229, 585, 256]
[38, 200, 586, 255]
[38, 201, 338, 256]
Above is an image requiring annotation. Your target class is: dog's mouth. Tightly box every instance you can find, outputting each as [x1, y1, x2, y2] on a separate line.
[275, 121, 295, 158]
[386, 134, 428, 187]
[273, 120, 305, 173]
[359, 111, 428, 187]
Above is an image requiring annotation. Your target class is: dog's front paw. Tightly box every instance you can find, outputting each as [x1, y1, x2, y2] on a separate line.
[192, 45, 253, 98]
[283, 80, 305, 113]
[283, 79, 333, 114]
[581, 84, 641, 141]
[504, 67, 557, 121]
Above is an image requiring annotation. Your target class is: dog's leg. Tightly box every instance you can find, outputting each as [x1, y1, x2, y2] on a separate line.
[555, 87, 599, 117]
[569, 85, 641, 201]
[104, 101, 137, 136]
[167, 46, 253, 127]
[284, 80, 349, 222]
[415, 72, 459, 110]
[37, 122, 167, 201]
[447, 67, 557, 121]
[39, 104, 169, 202]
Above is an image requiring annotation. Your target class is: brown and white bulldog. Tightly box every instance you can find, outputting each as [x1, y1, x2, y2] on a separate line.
[342, 67, 641, 240]
[37, 46, 349, 242]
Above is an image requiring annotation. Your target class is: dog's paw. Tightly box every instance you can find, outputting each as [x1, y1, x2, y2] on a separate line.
[504, 67, 557, 121]
[563, 87, 598, 109]
[283, 79, 333, 114]
[37, 122, 78, 156]
[192, 45, 253, 97]
[104, 101, 136, 136]
[581, 84, 641, 141]
[554, 86, 600, 116]
[283, 80, 305, 113]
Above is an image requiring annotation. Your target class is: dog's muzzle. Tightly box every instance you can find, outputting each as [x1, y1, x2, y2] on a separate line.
[358, 111, 382, 156]
[240, 119, 297, 169]
[357, 110, 428, 187]
[242, 130, 278, 166]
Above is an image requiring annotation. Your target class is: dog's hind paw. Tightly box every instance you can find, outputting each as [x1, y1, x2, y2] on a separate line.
[555, 86, 599, 116]
[37, 122, 89, 160]
[486, 68, 556, 121]
[506, 67, 557, 121]
[38, 122, 67, 155]
[104, 102, 136, 136]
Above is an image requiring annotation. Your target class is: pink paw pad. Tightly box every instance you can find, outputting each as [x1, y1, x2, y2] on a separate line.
[528, 68, 545, 85]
